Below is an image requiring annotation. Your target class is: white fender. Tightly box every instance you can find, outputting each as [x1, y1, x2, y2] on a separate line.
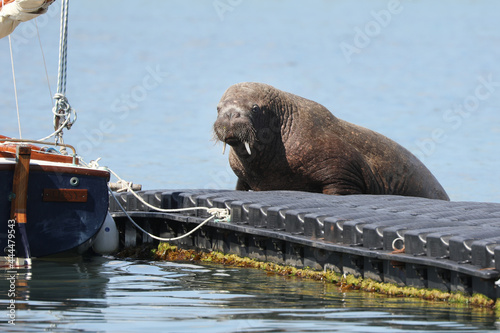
[92, 212, 119, 255]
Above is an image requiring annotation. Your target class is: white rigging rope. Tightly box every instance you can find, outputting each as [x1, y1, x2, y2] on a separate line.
[3, 0, 57, 140]
[3, 0, 23, 139]
[34, 17, 53, 107]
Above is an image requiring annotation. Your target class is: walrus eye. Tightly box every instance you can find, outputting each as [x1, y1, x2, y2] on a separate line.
[251, 104, 260, 113]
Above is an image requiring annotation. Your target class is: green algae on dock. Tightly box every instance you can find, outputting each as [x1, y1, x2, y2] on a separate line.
[117, 242, 496, 309]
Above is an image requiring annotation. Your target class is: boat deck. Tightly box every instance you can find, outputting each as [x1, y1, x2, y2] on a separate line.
[109, 189, 500, 300]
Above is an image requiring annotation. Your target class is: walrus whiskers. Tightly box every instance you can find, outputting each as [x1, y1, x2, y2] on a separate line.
[213, 115, 256, 156]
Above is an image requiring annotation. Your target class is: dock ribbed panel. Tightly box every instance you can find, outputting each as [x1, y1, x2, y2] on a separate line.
[109, 190, 500, 299]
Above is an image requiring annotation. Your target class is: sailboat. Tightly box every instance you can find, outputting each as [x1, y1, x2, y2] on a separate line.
[1, 0, 115, 267]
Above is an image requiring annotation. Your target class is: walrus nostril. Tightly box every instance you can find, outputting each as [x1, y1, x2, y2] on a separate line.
[222, 108, 241, 120]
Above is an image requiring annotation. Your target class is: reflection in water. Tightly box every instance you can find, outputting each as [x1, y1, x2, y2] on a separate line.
[1, 257, 497, 332]
[1, 257, 109, 331]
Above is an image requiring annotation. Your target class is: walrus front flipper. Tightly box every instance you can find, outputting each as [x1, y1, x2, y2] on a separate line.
[236, 178, 251, 191]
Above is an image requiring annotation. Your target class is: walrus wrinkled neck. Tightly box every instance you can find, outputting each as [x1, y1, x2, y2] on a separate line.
[272, 90, 296, 144]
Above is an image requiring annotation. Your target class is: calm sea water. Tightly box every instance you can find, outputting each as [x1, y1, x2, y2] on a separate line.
[1, 257, 499, 332]
[1, 0, 500, 331]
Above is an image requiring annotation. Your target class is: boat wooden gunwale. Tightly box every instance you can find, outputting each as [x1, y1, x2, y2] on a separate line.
[0, 136, 109, 178]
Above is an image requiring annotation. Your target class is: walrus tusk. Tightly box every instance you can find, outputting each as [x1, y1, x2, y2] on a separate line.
[222, 142, 227, 155]
[244, 142, 251, 155]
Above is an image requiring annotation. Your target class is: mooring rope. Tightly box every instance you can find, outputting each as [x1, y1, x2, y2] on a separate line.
[96, 165, 230, 242]
[107, 167, 229, 217]
[108, 188, 228, 242]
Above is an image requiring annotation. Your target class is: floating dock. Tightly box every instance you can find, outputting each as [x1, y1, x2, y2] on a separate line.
[109, 189, 500, 300]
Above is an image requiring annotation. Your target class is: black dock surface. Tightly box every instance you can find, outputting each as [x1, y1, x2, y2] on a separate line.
[109, 189, 500, 300]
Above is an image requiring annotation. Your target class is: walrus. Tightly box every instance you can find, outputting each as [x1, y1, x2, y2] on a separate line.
[213, 82, 449, 200]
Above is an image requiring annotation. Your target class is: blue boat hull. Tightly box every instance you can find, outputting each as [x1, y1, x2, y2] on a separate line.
[0, 164, 109, 257]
